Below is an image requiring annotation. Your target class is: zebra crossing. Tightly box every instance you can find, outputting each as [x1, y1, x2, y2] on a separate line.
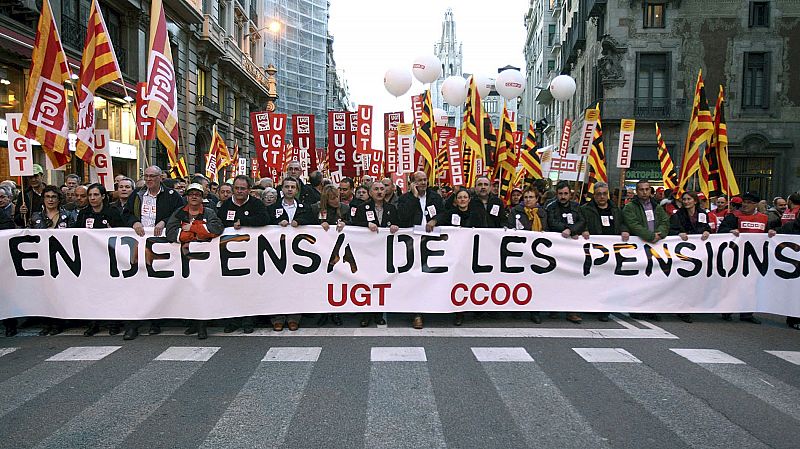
[0, 343, 798, 448]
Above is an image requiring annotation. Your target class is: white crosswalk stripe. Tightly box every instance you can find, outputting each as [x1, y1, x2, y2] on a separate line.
[573, 347, 642, 363]
[370, 346, 427, 361]
[154, 346, 220, 361]
[0, 361, 92, 419]
[46, 346, 121, 361]
[764, 350, 800, 366]
[670, 348, 745, 364]
[471, 347, 534, 362]
[0, 347, 18, 358]
[262, 347, 322, 362]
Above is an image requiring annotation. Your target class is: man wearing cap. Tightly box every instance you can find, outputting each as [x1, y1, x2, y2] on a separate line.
[166, 183, 224, 340]
[14, 163, 45, 227]
[122, 165, 185, 340]
[718, 191, 770, 324]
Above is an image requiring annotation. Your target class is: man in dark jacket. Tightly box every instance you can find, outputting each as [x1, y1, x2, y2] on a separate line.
[267, 176, 315, 227]
[217, 175, 269, 229]
[397, 170, 445, 230]
[580, 181, 629, 322]
[546, 180, 586, 323]
[474, 175, 506, 228]
[14, 163, 45, 227]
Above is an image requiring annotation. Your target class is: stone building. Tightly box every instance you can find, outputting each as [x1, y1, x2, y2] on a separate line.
[431, 8, 463, 127]
[523, 0, 800, 198]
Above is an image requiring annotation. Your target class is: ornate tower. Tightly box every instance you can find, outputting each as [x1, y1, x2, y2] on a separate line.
[431, 8, 464, 125]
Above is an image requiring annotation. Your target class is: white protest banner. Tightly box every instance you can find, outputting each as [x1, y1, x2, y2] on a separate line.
[551, 151, 584, 181]
[89, 130, 114, 190]
[397, 123, 415, 173]
[1, 229, 798, 320]
[6, 113, 34, 176]
[616, 118, 636, 168]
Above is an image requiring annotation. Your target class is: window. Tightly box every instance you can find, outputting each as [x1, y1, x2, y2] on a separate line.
[749, 2, 769, 27]
[218, 84, 228, 115]
[197, 68, 209, 98]
[636, 53, 669, 114]
[644, 2, 665, 28]
[742, 52, 770, 109]
[596, 12, 605, 39]
[547, 59, 555, 72]
[548, 24, 556, 46]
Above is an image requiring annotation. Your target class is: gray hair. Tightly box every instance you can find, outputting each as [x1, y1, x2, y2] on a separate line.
[146, 165, 163, 175]
[0, 185, 11, 198]
[593, 182, 609, 191]
[261, 187, 278, 199]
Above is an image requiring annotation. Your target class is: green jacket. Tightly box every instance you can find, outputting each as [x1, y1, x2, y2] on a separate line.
[622, 198, 669, 242]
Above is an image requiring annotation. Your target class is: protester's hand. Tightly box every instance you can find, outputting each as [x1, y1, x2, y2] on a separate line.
[133, 222, 145, 237]
[621, 231, 630, 242]
[561, 228, 571, 239]
[390, 225, 399, 234]
[368, 223, 378, 232]
[234, 219, 241, 230]
[701, 231, 710, 241]
[291, 220, 299, 227]
[279, 220, 289, 227]
[731, 230, 740, 237]
[651, 232, 662, 243]
[181, 223, 191, 232]
[425, 219, 436, 233]
[581, 231, 590, 240]
[768, 229, 776, 238]
[321, 222, 330, 231]
[154, 221, 165, 236]
[336, 221, 345, 232]
[18, 204, 27, 215]
[680, 232, 688, 241]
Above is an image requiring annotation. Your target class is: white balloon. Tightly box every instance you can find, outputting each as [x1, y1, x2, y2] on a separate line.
[440, 76, 468, 106]
[474, 74, 494, 98]
[433, 108, 449, 126]
[412, 54, 442, 84]
[549, 74, 577, 102]
[383, 67, 412, 97]
[495, 69, 526, 100]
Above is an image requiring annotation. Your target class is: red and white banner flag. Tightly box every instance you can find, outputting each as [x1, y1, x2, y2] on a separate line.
[250, 111, 286, 179]
[558, 119, 573, 157]
[328, 111, 348, 176]
[292, 114, 315, 171]
[577, 109, 600, 157]
[411, 94, 424, 133]
[18, 0, 71, 168]
[397, 123, 415, 174]
[136, 82, 155, 141]
[616, 119, 636, 169]
[356, 105, 373, 157]
[6, 113, 34, 176]
[446, 136, 464, 186]
[88, 129, 114, 190]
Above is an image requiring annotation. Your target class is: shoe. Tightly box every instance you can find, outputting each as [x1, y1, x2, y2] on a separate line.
[39, 326, 52, 336]
[360, 317, 370, 327]
[287, 322, 299, 331]
[49, 326, 64, 336]
[148, 325, 161, 335]
[740, 316, 761, 324]
[721, 314, 733, 321]
[332, 314, 343, 326]
[566, 313, 582, 324]
[377, 318, 386, 325]
[678, 314, 693, 323]
[5, 328, 17, 337]
[223, 323, 239, 333]
[412, 315, 424, 330]
[108, 325, 121, 336]
[548, 312, 560, 319]
[242, 325, 254, 334]
[316, 315, 329, 326]
[84, 323, 100, 337]
[598, 314, 609, 322]
[530, 312, 541, 324]
[454, 313, 464, 326]
[123, 328, 139, 341]
[197, 327, 208, 340]
[273, 322, 284, 332]
[184, 325, 198, 335]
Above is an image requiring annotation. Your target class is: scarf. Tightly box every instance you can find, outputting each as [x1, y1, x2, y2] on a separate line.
[524, 206, 543, 232]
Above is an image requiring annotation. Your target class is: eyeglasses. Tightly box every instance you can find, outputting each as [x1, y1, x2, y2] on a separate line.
[143, 174, 160, 179]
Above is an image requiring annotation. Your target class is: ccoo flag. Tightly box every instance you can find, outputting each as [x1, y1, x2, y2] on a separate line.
[18, 0, 72, 168]
[146, 0, 186, 178]
[75, 0, 123, 165]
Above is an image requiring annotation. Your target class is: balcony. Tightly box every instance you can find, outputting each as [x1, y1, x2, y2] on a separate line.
[599, 98, 689, 122]
[196, 95, 221, 118]
[60, 14, 85, 50]
[219, 37, 270, 96]
[198, 15, 225, 56]
[164, 0, 203, 24]
[586, 0, 607, 18]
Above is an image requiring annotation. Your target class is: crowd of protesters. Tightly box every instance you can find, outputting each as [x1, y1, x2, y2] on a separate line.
[1, 162, 798, 339]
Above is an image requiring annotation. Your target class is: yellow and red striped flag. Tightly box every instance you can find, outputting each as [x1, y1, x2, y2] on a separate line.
[708, 86, 739, 197]
[586, 103, 607, 193]
[18, 0, 72, 168]
[515, 119, 542, 187]
[75, 0, 123, 165]
[205, 125, 231, 182]
[461, 76, 484, 187]
[414, 89, 436, 183]
[146, 0, 186, 178]
[677, 70, 714, 193]
[655, 123, 679, 190]
[495, 104, 517, 204]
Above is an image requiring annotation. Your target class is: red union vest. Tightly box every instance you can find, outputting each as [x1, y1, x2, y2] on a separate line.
[781, 206, 799, 225]
[733, 210, 768, 233]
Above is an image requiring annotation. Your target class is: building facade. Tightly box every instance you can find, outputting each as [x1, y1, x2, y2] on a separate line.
[524, 0, 800, 198]
[325, 34, 352, 114]
[431, 8, 463, 127]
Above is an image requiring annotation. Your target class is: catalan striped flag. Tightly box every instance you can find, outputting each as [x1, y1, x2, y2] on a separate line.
[461, 76, 484, 187]
[655, 123, 679, 190]
[586, 103, 607, 193]
[495, 105, 517, 204]
[18, 0, 72, 168]
[677, 70, 714, 193]
[414, 89, 436, 183]
[74, 0, 123, 165]
[514, 120, 542, 187]
[710, 86, 739, 196]
[146, 0, 186, 178]
[482, 113, 497, 177]
[205, 125, 231, 182]
[228, 142, 240, 178]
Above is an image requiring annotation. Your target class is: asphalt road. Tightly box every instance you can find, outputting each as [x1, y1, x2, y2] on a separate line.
[1, 312, 798, 449]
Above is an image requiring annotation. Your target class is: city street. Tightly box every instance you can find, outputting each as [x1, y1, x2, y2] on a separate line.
[1, 312, 798, 449]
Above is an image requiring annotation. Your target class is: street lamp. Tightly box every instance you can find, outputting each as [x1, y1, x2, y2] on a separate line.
[249, 19, 282, 39]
